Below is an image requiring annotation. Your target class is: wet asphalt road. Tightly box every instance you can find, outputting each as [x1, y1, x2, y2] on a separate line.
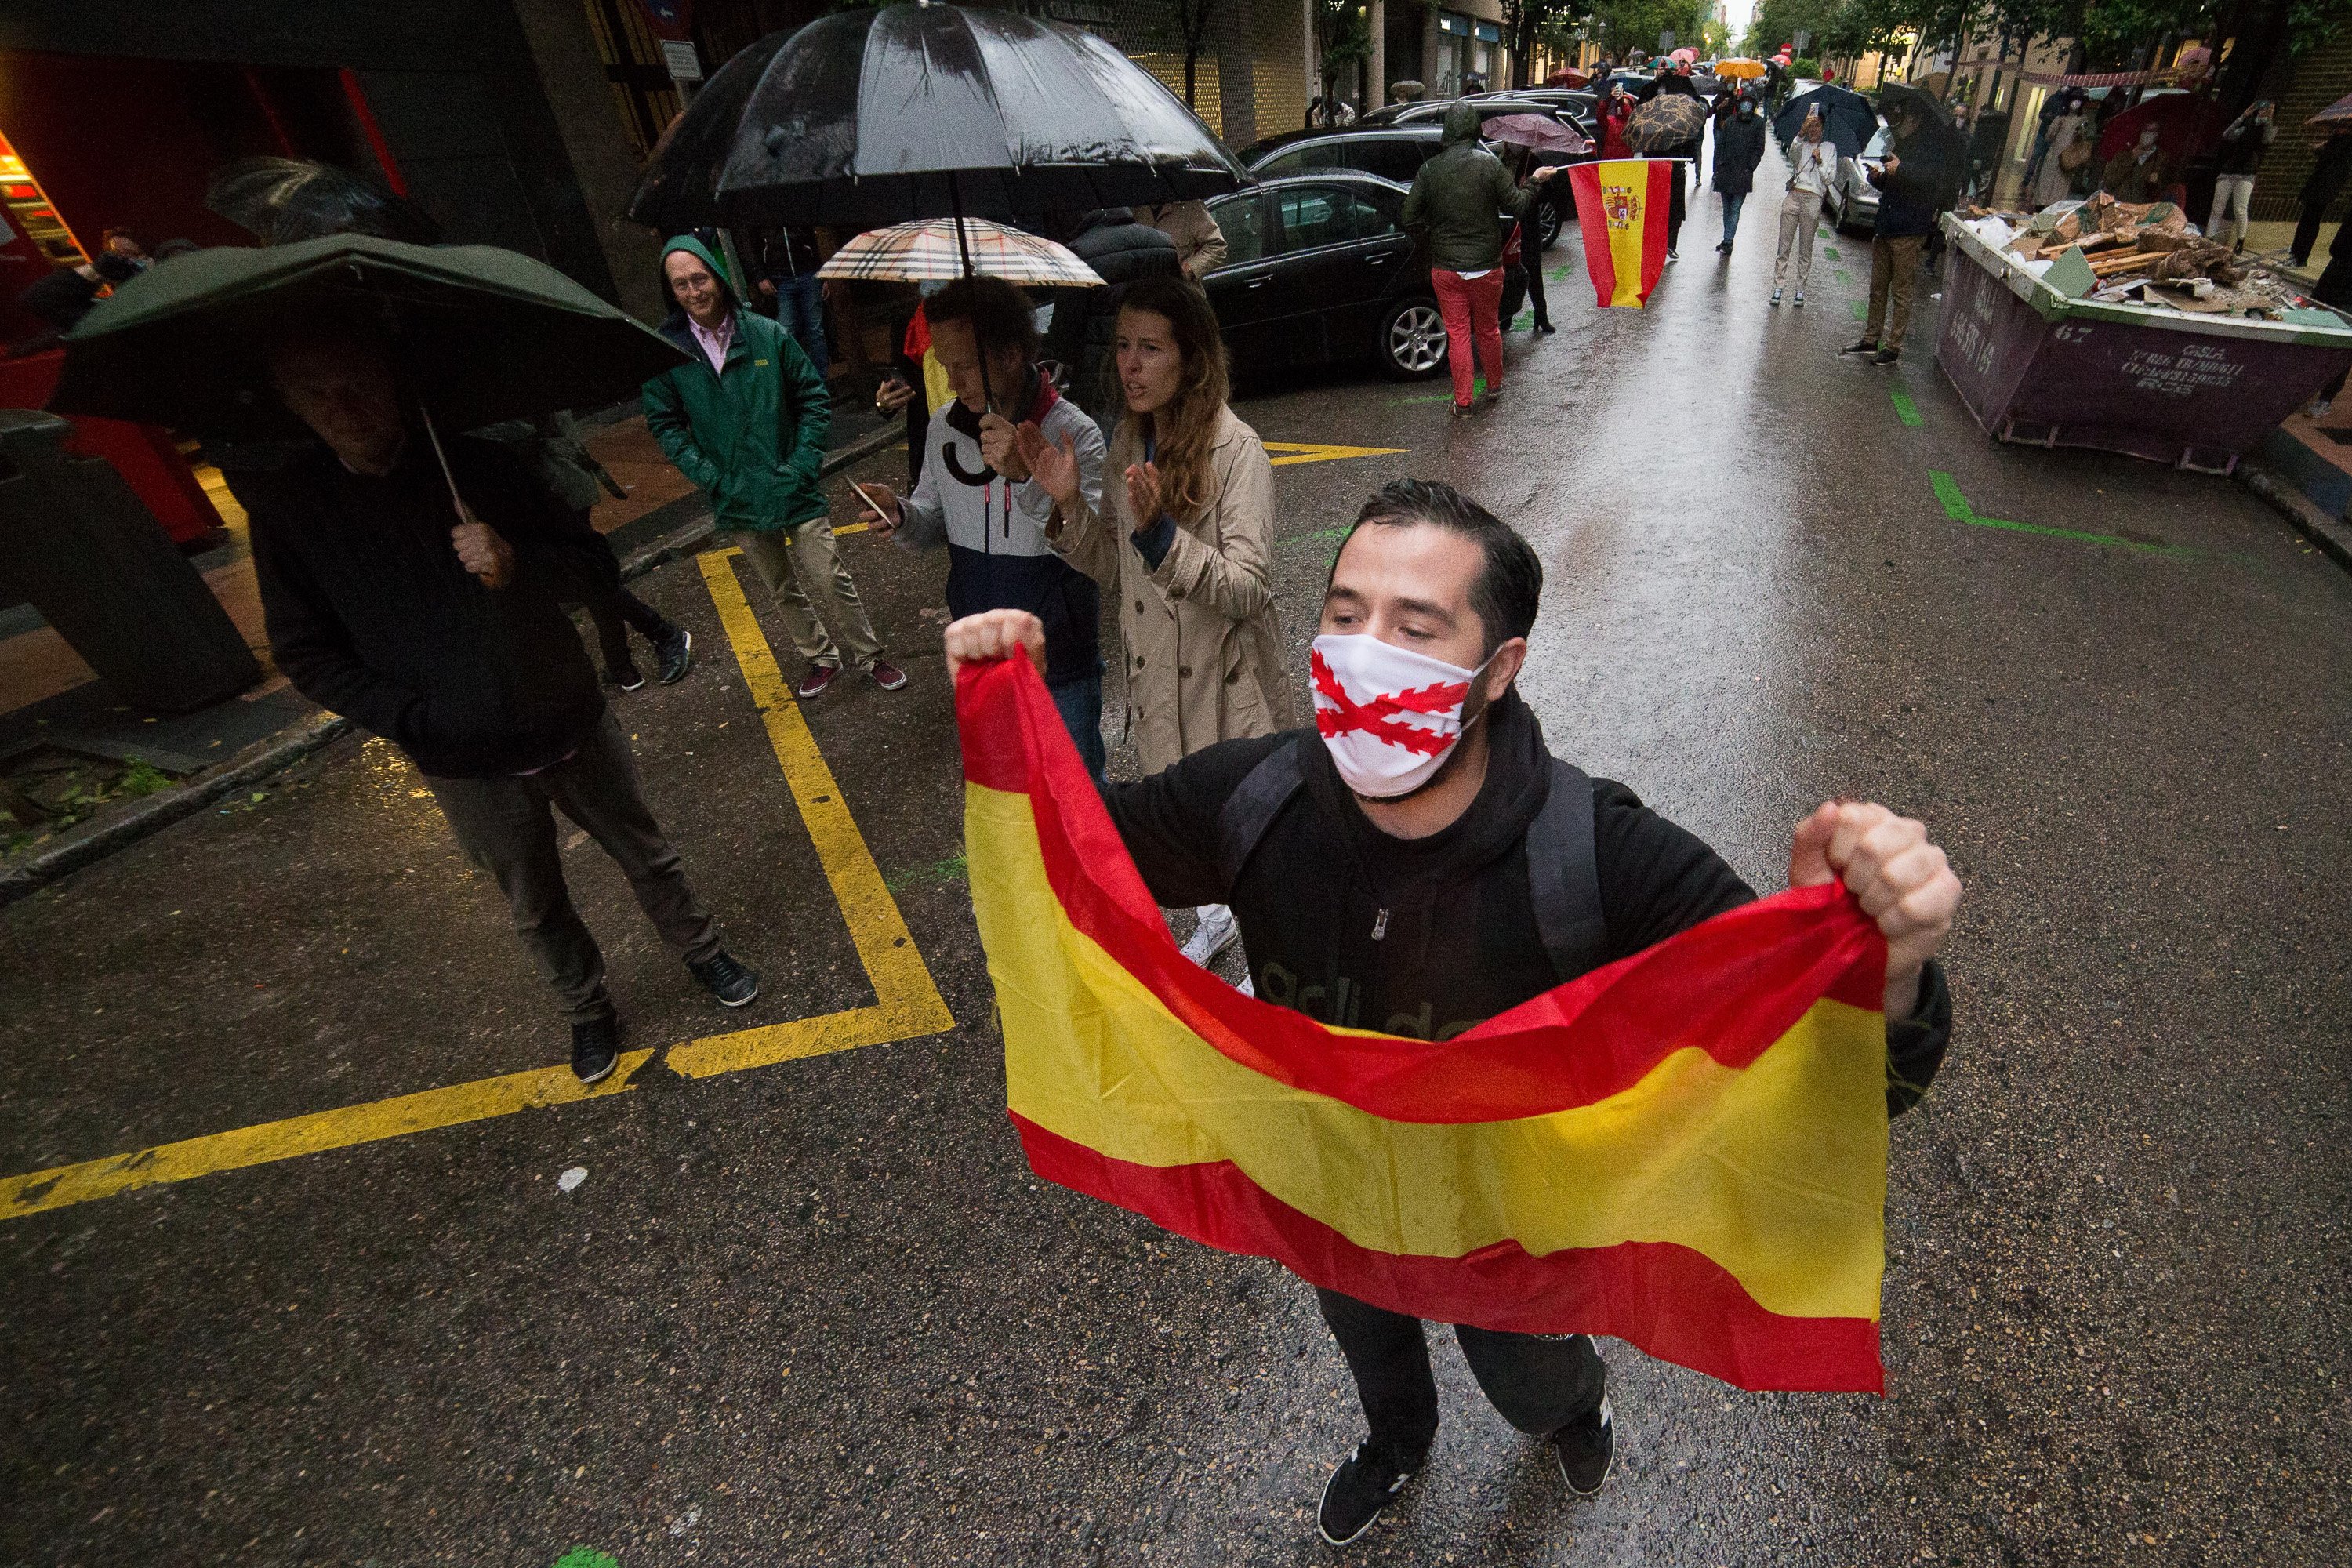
[7, 134, 2352, 1568]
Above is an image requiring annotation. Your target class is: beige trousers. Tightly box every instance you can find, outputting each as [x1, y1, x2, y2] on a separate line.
[1774, 190, 1824, 291]
[1864, 234, 1925, 350]
[727, 520, 884, 671]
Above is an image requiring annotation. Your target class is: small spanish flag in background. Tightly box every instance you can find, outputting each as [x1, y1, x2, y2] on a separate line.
[1568, 158, 1675, 309]
[959, 655, 1894, 1395]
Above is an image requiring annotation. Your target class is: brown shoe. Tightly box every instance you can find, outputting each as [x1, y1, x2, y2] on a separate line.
[869, 658, 909, 691]
[793, 664, 839, 699]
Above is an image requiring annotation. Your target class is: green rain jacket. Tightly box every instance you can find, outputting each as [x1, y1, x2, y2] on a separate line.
[1400, 100, 1532, 273]
[641, 235, 832, 533]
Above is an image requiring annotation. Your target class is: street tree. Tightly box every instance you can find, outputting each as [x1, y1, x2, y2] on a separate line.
[1162, 0, 1220, 111]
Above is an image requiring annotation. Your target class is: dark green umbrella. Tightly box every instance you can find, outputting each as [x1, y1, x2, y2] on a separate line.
[47, 234, 688, 439]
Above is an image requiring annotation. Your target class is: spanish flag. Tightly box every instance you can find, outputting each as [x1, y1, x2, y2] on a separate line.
[1567, 158, 1675, 308]
[960, 655, 1893, 1394]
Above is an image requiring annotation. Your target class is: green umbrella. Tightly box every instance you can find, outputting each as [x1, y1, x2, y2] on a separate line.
[46, 234, 688, 439]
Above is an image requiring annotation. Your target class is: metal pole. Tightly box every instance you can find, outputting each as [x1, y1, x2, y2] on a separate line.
[946, 169, 998, 418]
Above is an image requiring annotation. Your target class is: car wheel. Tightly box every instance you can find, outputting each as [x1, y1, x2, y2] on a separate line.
[1537, 195, 1564, 250]
[1379, 296, 1447, 379]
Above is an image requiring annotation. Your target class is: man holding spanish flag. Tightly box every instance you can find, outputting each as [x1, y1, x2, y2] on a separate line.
[944, 480, 1960, 1547]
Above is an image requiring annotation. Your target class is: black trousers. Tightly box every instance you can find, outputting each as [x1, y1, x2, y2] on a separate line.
[583, 586, 677, 677]
[1519, 218, 1551, 324]
[1316, 1287, 1606, 1468]
[2295, 191, 2341, 267]
[1667, 162, 1688, 249]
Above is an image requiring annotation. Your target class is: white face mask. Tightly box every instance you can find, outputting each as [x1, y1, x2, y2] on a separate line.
[1309, 633, 1488, 800]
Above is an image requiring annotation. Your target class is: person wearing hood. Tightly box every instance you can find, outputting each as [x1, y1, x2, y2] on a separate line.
[858, 275, 1113, 779]
[642, 236, 906, 699]
[1401, 101, 1562, 416]
[939, 477, 1960, 1548]
[1711, 91, 1767, 256]
[1042, 207, 1182, 428]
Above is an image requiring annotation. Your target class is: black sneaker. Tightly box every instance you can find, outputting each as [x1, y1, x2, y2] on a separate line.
[1552, 1392, 1615, 1497]
[607, 663, 646, 692]
[688, 949, 760, 1008]
[1872, 347, 1901, 365]
[655, 626, 693, 685]
[571, 1013, 621, 1084]
[1842, 338, 1880, 354]
[1316, 1442, 1417, 1546]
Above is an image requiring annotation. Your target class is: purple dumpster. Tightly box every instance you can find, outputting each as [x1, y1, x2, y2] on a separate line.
[1935, 217, 2352, 474]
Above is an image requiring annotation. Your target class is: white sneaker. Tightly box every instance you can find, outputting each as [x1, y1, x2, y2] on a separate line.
[1770, 289, 1783, 306]
[1793, 290, 1806, 306]
[1180, 904, 1240, 966]
[2314, 397, 2336, 419]
[1235, 972, 1254, 998]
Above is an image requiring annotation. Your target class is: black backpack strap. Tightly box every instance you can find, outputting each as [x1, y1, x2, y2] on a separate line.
[1213, 737, 1308, 895]
[1526, 758, 1609, 984]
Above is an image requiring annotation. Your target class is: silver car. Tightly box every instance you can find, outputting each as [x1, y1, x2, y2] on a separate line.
[1826, 123, 1890, 234]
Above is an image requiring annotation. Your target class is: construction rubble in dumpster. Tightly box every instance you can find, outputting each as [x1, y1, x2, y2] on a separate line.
[1956, 192, 2333, 320]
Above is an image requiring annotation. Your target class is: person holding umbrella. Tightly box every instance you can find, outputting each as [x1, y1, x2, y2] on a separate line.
[642, 236, 907, 700]
[1843, 92, 1950, 366]
[1402, 100, 1563, 415]
[1016, 276, 1294, 977]
[858, 274, 1114, 779]
[1773, 106, 1837, 304]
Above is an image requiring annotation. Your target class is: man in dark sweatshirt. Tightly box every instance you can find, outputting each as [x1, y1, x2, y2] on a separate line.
[942, 479, 1962, 1548]
[247, 327, 760, 1084]
[1845, 98, 1949, 365]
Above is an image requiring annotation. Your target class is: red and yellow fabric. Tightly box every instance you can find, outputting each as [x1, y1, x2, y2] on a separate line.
[1567, 159, 1675, 308]
[958, 655, 1893, 1394]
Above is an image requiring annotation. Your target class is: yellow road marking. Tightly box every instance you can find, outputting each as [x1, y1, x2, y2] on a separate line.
[0, 559, 954, 1221]
[1262, 441, 1408, 467]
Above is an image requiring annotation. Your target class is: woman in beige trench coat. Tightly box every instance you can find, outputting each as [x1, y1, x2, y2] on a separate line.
[1018, 275, 1294, 975]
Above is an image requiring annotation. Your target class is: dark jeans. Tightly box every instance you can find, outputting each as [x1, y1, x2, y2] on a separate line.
[1050, 670, 1107, 782]
[1517, 217, 1550, 324]
[2294, 190, 2343, 267]
[583, 587, 677, 677]
[1719, 189, 1748, 245]
[770, 272, 829, 372]
[1316, 1287, 1606, 1467]
[425, 710, 721, 1024]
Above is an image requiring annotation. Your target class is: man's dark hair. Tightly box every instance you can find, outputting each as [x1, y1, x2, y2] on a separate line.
[922, 274, 1040, 361]
[1341, 480, 1542, 656]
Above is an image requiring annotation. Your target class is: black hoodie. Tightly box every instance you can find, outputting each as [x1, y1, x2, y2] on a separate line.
[1105, 688, 1951, 1109]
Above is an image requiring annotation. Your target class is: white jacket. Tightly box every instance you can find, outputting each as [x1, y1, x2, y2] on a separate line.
[1788, 139, 1838, 198]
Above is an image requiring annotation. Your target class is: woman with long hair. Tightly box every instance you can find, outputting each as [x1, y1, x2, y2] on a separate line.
[1017, 275, 1294, 976]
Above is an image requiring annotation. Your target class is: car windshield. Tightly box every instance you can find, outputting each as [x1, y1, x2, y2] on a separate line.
[1864, 126, 1892, 158]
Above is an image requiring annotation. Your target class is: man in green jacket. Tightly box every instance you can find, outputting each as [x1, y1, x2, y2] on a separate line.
[1400, 101, 1558, 418]
[643, 236, 905, 699]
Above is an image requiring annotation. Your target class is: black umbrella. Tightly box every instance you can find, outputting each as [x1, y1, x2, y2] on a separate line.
[628, 3, 1251, 233]
[1775, 85, 1878, 163]
[204, 157, 445, 247]
[1875, 81, 1965, 162]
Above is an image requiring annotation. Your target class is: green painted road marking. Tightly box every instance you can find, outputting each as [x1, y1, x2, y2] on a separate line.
[1889, 387, 1923, 427]
[554, 1550, 620, 1568]
[1825, 245, 1842, 260]
[1473, 372, 1488, 397]
[1548, 265, 1575, 281]
[1511, 310, 1534, 329]
[1928, 471, 2198, 557]
[1834, 268, 1853, 286]
[1849, 299, 1867, 321]
[1817, 225, 1832, 238]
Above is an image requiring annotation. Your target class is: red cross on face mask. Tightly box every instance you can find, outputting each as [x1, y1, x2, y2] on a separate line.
[1310, 633, 1486, 799]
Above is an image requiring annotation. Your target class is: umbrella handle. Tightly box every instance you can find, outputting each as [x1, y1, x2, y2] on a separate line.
[947, 170, 1000, 419]
[417, 403, 481, 527]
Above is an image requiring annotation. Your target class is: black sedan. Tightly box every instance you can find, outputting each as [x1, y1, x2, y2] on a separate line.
[1197, 172, 1525, 383]
[1242, 120, 1585, 249]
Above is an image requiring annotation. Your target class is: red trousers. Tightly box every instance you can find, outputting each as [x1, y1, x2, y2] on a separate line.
[1432, 267, 1504, 408]
[1421, 267, 1496, 408]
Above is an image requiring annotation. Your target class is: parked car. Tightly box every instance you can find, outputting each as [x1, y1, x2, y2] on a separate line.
[1196, 172, 1526, 382]
[1243, 115, 1588, 249]
[1825, 122, 1892, 234]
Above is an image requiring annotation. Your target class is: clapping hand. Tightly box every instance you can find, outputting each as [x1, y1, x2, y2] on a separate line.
[1013, 423, 1081, 508]
[1125, 461, 1165, 528]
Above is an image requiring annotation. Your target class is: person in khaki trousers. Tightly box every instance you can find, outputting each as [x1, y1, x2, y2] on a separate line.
[642, 236, 906, 699]
[1017, 275, 1294, 984]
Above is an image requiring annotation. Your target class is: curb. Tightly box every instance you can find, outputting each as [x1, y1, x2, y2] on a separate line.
[0, 713, 353, 907]
[2240, 461, 2352, 575]
[0, 420, 909, 907]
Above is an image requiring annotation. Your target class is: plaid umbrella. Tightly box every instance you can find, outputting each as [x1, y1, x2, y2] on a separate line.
[817, 219, 1104, 287]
